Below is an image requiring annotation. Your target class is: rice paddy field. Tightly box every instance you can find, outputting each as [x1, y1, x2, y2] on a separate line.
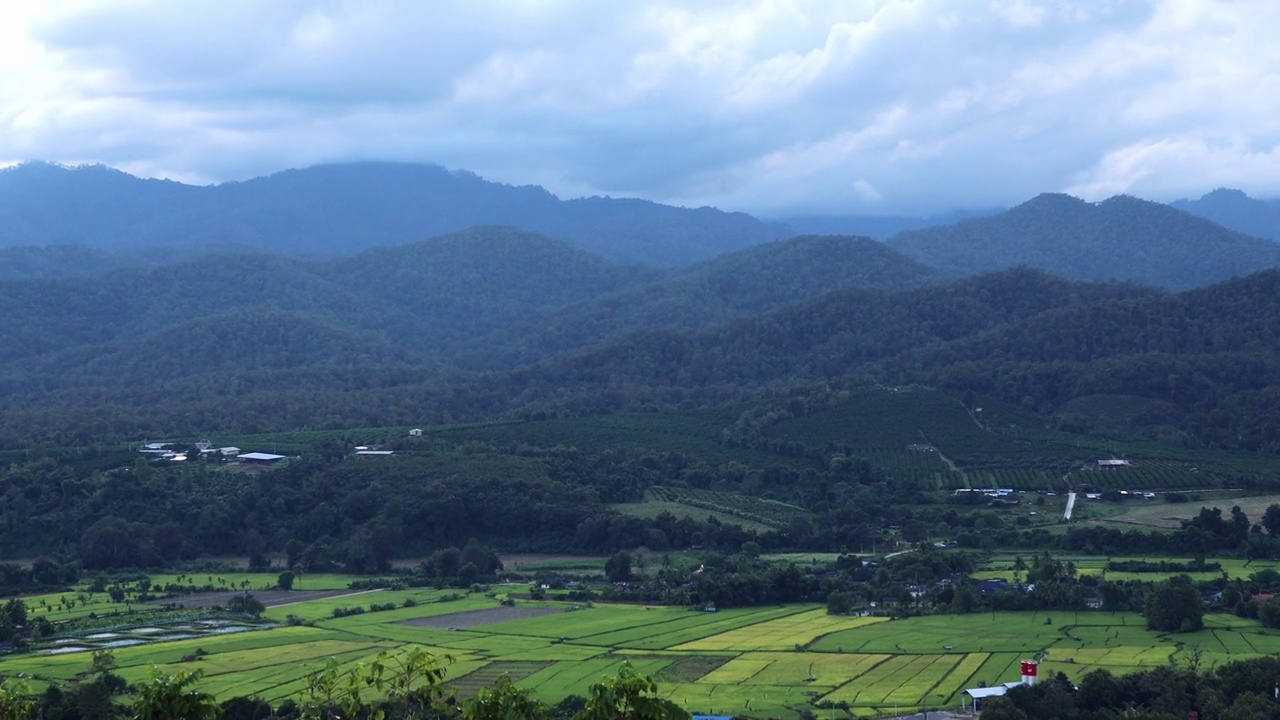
[8, 584, 1280, 719]
[975, 554, 1280, 582]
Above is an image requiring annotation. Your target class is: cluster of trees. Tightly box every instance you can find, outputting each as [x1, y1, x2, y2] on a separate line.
[0, 422, 928, 573]
[982, 655, 1280, 720]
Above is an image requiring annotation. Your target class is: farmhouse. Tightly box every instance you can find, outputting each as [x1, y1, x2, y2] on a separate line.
[1097, 458, 1131, 467]
[962, 682, 1024, 710]
[237, 452, 286, 464]
[408, 428, 423, 437]
[355, 450, 394, 456]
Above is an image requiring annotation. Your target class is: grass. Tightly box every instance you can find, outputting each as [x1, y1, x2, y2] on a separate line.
[610, 501, 777, 533]
[1101, 493, 1280, 529]
[426, 408, 813, 470]
[976, 554, 1280, 582]
[145, 572, 378, 592]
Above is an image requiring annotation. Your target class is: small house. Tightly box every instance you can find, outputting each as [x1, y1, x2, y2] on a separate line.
[237, 452, 286, 465]
[408, 428, 423, 437]
[1098, 459, 1131, 468]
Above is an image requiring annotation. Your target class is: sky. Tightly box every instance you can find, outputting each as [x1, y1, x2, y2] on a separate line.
[2, 0, 1279, 216]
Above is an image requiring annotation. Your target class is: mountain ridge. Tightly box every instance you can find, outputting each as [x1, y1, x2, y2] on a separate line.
[1171, 188, 1280, 242]
[886, 192, 1280, 289]
[0, 161, 789, 266]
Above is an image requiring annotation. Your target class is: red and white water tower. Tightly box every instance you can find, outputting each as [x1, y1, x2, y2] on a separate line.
[1020, 660, 1039, 686]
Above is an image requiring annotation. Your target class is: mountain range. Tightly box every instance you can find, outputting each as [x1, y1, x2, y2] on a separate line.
[0, 221, 1277, 457]
[5, 161, 1280, 286]
[0, 161, 788, 267]
[3, 160, 1280, 451]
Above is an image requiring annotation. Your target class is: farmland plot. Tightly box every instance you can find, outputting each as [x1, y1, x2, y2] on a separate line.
[673, 608, 887, 651]
[17, 590, 1280, 720]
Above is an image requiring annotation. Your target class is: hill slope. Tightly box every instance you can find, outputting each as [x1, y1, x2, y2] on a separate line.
[0, 161, 787, 266]
[0, 227, 653, 387]
[887, 193, 1280, 289]
[1171, 188, 1280, 242]
[457, 234, 939, 370]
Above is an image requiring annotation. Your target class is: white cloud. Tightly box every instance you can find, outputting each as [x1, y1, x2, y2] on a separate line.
[1, 0, 1279, 212]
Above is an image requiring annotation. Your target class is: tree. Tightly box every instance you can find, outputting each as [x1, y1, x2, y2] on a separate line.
[1144, 576, 1204, 632]
[1258, 597, 1280, 628]
[977, 696, 1028, 720]
[227, 593, 265, 618]
[384, 646, 452, 720]
[605, 552, 633, 583]
[278, 570, 295, 591]
[300, 656, 385, 720]
[0, 680, 35, 720]
[463, 674, 546, 720]
[218, 697, 274, 720]
[1264, 504, 1280, 537]
[132, 669, 218, 720]
[575, 663, 688, 720]
[91, 648, 117, 676]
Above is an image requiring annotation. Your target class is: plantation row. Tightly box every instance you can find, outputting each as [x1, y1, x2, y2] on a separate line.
[646, 487, 810, 529]
[1071, 465, 1222, 491]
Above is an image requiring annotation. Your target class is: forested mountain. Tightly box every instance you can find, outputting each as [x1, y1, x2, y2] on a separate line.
[456, 234, 940, 370]
[0, 245, 214, 279]
[520, 267, 1280, 451]
[0, 161, 787, 266]
[0, 229, 946, 388]
[2, 224, 1280, 454]
[0, 227, 654, 387]
[886, 193, 1280, 289]
[518, 268, 1160, 389]
[1172, 188, 1280, 242]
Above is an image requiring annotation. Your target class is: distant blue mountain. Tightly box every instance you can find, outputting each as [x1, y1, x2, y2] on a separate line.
[1171, 188, 1280, 242]
[0, 161, 789, 266]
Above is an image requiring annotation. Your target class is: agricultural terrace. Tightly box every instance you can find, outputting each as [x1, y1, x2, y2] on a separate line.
[8, 588, 1280, 719]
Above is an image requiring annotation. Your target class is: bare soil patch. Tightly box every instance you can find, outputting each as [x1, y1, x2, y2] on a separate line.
[398, 606, 561, 629]
[153, 589, 368, 609]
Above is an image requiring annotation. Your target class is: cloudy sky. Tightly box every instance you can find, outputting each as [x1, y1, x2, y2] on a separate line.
[2, 0, 1278, 215]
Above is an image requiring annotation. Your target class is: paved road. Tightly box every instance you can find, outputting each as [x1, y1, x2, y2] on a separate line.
[1063, 492, 1078, 520]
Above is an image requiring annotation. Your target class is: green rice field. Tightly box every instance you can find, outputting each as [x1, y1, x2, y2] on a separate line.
[976, 554, 1280, 582]
[6, 590, 1280, 718]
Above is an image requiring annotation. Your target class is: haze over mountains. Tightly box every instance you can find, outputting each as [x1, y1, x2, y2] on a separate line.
[0, 161, 787, 267]
[3, 159, 1280, 449]
[3, 160, 1280, 286]
[887, 193, 1280, 290]
[1172, 188, 1280, 242]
